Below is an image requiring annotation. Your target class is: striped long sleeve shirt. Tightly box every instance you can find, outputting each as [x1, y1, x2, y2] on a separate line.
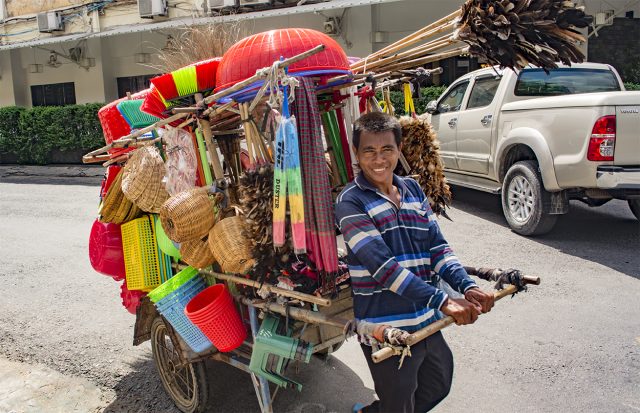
[335, 173, 477, 341]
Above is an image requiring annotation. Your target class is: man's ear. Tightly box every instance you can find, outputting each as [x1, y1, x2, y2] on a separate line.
[352, 146, 359, 162]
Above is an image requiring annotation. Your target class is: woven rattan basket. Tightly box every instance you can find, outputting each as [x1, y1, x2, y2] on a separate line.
[159, 188, 216, 243]
[99, 170, 142, 224]
[180, 236, 216, 269]
[208, 215, 255, 274]
[122, 146, 169, 213]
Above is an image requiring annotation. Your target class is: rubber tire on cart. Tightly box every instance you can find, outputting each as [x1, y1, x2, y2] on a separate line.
[150, 317, 210, 413]
[628, 199, 640, 220]
[501, 160, 558, 236]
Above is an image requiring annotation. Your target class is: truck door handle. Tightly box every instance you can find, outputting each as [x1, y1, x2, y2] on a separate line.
[448, 118, 457, 128]
[481, 115, 492, 126]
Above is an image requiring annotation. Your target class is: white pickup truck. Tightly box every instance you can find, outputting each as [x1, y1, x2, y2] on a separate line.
[426, 62, 640, 235]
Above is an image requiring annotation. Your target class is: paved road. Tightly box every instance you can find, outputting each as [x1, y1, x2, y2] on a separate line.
[0, 175, 638, 413]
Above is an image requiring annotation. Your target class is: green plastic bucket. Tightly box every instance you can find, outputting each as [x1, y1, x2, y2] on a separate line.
[148, 266, 199, 303]
[155, 215, 181, 259]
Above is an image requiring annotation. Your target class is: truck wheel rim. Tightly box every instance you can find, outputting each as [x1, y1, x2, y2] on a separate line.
[507, 176, 534, 223]
[152, 321, 198, 408]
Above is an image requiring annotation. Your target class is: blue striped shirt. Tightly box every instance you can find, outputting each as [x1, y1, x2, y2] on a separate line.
[335, 173, 477, 341]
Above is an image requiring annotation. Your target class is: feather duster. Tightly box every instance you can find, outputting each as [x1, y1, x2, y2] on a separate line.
[398, 116, 452, 218]
[238, 164, 292, 278]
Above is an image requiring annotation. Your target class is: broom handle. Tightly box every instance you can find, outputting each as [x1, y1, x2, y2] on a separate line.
[351, 10, 459, 70]
[371, 284, 520, 364]
[354, 35, 454, 74]
[203, 44, 326, 105]
[196, 93, 225, 181]
[379, 46, 468, 73]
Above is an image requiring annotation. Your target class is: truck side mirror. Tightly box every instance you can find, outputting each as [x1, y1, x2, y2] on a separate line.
[426, 100, 438, 114]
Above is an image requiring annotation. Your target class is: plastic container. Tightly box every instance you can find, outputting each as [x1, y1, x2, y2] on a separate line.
[89, 219, 126, 281]
[154, 275, 212, 353]
[121, 216, 161, 291]
[148, 266, 199, 303]
[216, 28, 350, 92]
[185, 284, 246, 352]
[120, 280, 146, 315]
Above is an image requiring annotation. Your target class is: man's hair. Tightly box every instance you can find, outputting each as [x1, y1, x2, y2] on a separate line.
[352, 112, 402, 149]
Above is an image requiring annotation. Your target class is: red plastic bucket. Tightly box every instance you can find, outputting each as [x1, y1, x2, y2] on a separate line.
[185, 284, 246, 352]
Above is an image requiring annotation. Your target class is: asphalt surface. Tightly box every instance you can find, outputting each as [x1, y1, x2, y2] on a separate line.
[0, 167, 638, 413]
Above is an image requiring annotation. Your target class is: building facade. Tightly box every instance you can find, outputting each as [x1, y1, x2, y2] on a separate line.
[0, 0, 638, 108]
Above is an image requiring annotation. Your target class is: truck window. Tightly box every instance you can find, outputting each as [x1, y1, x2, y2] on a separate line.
[437, 81, 469, 113]
[467, 76, 501, 109]
[514, 68, 621, 96]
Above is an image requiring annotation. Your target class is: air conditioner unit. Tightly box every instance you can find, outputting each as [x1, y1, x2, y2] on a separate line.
[138, 0, 167, 18]
[37, 12, 64, 33]
[208, 0, 236, 9]
[239, 0, 271, 6]
[595, 10, 614, 25]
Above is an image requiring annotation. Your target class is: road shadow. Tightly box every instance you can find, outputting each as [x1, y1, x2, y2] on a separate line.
[102, 351, 374, 413]
[450, 186, 640, 280]
[0, 165, 103, 186]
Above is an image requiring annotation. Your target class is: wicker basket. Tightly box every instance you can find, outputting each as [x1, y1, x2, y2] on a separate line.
[99, 170, 142, 224]
[122, 146, 169, 213]
[208, 215, 255, 274]
[180, 236, 216, 269]
[159, 188, 217, 243]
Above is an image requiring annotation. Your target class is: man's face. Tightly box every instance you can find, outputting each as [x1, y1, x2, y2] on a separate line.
[355, 130, 401, 190]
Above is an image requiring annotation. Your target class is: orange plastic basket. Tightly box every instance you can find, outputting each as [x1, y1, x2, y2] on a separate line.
[121, 215, 162, 291]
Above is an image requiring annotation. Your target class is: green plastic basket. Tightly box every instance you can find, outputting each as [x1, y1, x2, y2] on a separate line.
[148, 266, 199, 303]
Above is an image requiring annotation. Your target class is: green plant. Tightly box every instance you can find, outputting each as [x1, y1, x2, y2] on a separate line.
[0, 103, 104, 164]
[376, 86, 447, 116]
[624, 82, 640, 91]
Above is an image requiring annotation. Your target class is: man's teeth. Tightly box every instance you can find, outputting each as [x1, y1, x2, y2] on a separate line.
[373, 168, 386, 172]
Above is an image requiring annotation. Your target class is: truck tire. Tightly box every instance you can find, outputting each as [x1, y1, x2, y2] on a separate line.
[628, 200, 640, 220]
[501, 161, 557, 236]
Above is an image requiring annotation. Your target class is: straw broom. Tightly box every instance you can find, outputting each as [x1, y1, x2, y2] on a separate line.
[350, 0, 592, 74]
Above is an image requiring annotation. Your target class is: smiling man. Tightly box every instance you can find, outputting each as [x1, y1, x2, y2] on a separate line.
[335, 112, 495, 413]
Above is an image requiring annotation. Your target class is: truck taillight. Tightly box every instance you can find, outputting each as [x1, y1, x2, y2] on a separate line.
[587, 115, 616, 161]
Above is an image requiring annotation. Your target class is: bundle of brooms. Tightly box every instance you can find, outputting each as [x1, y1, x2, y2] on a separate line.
[350, 0, 592, 74]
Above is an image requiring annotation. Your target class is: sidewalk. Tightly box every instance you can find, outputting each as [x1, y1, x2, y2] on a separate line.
[0, 358, 110, 413]
[0, 165, 104, 185]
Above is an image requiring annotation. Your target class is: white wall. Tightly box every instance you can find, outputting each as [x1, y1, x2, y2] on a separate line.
[0, 50, 16, 106]
[14, 39, 107, 105]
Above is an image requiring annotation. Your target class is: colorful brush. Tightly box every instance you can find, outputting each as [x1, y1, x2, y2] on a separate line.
[272, 115, 287, 248]
[284, 116, 306, 254]
[117, 100, 162, 130]
[150, 58, 221, 108]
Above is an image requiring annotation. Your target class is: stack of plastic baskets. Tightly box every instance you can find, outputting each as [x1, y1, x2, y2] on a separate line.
[185, 284, 246, 352]
[148, 266, 212, 353]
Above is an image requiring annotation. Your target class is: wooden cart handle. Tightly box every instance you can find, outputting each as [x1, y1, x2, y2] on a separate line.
[371, 284, 521, 364]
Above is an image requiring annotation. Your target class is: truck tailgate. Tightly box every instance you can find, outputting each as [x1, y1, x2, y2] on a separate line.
[615, 105, 640, 165]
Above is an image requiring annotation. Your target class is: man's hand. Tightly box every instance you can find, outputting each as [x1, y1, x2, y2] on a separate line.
[440, 298, 481, 325]
[464, 287, 495, 313]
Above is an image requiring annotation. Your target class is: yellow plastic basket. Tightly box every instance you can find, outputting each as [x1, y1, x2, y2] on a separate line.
[121, 215, 162, 291]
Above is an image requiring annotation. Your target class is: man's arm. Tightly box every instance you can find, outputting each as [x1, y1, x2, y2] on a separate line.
[336, 198, 448, 310]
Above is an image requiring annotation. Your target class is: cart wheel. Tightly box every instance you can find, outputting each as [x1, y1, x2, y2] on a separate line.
[150, 317, 210, 413]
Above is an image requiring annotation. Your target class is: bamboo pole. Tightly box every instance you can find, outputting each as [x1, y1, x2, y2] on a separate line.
[177, 265, 332, 307]
[240, 298, 349, 328]
[371, 284, 520, 364]
[82, 112, 188, 162]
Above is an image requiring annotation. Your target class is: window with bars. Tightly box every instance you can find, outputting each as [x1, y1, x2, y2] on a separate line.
[30, 82, 76, 106]
[116, 75, 158, 98]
